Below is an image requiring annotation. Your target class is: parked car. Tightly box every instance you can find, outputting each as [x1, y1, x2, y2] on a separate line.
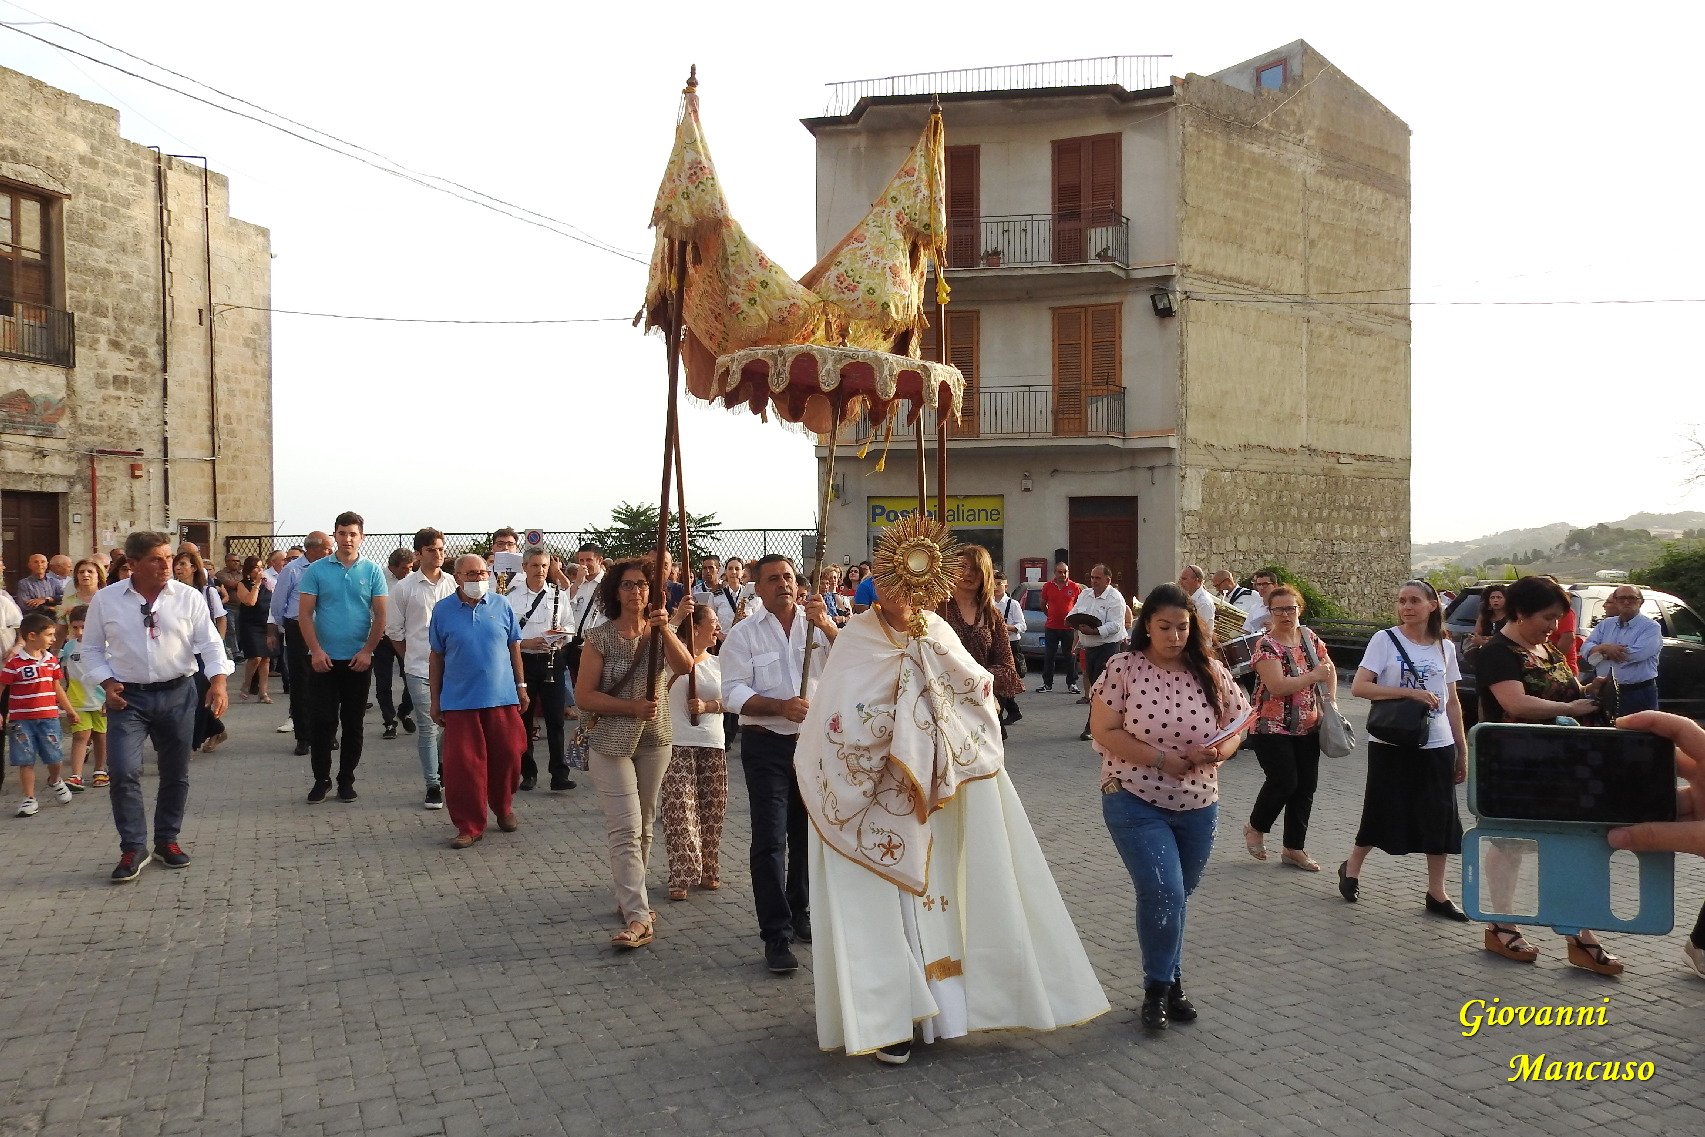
[1444, 582, 1705, 723]
[1013, 582, 1047, 664]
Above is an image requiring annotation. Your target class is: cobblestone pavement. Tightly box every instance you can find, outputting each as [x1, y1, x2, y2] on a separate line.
[0, 674, 1700, 1137]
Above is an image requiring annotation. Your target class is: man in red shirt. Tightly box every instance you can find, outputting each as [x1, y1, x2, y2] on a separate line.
[1038, 562, 1083, 694]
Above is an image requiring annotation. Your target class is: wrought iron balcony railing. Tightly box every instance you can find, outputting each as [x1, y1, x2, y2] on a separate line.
[946, 213, 1130, 269]
[0, 299, 75, 368]
[843, 385, 1125, 444]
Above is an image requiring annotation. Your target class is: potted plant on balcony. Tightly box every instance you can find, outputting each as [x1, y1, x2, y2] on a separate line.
[981, 248, 1002, 268]
[1095, 246, 1116, 263]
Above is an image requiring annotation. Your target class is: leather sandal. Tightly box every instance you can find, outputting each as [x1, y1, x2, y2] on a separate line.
[1484, 924, 1539, 963]
[700, 877, 721, 891]
[1566, 935, 1623, 977]
[1243, 823, 1268, 861]
[610, 921, 654, 950]
[1280, 849, 1320, 872]
[667, 886, 689, 902]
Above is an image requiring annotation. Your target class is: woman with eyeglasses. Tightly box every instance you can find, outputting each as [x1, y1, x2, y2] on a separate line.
[1338, 580, 1468, 920]
[1241, 585, 1335, 871]
[574, 558, 694, 951]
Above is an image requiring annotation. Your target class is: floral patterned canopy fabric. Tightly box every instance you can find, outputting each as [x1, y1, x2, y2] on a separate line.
[641, 80, 961, 433]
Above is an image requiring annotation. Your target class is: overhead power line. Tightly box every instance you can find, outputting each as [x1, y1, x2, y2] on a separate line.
[0, 18, 649, 266]
[215, 304, 633, 325]
[1189, 294, 1705, 308]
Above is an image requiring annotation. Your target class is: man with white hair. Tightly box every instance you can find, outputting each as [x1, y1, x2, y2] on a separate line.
[1580, 585, 1662, 715]
[1178, 565, 1216, 633]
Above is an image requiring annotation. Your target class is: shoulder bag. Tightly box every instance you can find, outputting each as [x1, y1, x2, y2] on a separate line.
[567, 634, 646, 769]
[1300, 630, 1355, 758]
[1364, 629, 1432, 749]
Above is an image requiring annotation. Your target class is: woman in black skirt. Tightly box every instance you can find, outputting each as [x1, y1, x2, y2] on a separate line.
[1337, 580, 1469, 919]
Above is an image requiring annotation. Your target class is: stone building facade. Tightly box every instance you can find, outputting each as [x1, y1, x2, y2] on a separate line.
[0, 64, 272, 569]
[806, 42, 1409, 615]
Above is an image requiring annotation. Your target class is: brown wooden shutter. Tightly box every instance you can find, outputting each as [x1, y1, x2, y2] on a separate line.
[1052, 307, 1085, 435]
[945, 310, 979, 437]
[1051, 138, 1084, 264]
[946, 146, 980, 269]
[1088, 135, 1121, 225]
[1087, 304, 1121, 395]
[12, 258, 48, 307]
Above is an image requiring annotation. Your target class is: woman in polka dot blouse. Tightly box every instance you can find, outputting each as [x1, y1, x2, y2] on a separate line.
[1089, 583, 1251, 1031]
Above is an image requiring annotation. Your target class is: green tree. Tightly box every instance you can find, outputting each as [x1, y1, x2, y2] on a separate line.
[1258, 564, 1354, 623]
[582, 501, 722, 563]
[1634, 539, 1705, 609]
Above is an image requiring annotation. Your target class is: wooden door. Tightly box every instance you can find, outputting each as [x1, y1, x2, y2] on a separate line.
[1068, 497, 1139, 598]
[946, 146, 980, 269]
[1, 491, 61, 575]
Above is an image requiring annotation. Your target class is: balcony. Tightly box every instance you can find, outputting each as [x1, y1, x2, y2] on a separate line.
[823, 56, 1173, 116]
[948, 213, 1130, 270]
[844, 386, 1125, 444]
[0, 300, 75, 368]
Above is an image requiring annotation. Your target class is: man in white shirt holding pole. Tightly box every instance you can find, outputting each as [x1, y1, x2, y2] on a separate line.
[385, 528, 457, 810]
[1068, 564, 1126, 740]
[719, 554, 838, 976]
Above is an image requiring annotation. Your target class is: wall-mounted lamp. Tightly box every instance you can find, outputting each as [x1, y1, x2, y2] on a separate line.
[1020, 472, 1033, 493]
[1150, 288, 1177, 318]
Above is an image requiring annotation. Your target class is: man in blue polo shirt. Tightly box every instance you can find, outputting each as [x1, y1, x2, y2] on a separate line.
[430, 555, 528, 849]
[298, 511, 389, 804]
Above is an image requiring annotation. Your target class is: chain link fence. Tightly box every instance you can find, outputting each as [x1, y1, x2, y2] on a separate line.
[225, 529, 830, 570]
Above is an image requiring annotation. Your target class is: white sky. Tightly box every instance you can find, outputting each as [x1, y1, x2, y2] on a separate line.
[3, 0, 1702, 544]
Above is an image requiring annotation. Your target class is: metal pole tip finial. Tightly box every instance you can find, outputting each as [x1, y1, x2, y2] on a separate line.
[685, 65, 698, 91]
[930, 92, 942, 113]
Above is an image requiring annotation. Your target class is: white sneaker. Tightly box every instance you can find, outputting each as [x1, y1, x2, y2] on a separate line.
[1684, 940, 1705, 979]
[16, 797, 39, 817]
[49, 780, 73, 805]
[275, 722, 292, 734]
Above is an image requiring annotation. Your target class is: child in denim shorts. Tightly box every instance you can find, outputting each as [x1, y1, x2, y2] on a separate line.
[59, 605, 108, 791]
[0, 612, 77, 817]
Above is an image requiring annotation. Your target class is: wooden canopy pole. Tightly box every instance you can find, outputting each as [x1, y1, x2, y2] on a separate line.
[934, 296, 950, 523]
[646, 236, 690, 696]
[673, 422, 698, 724]
[800, 421, 840, 696]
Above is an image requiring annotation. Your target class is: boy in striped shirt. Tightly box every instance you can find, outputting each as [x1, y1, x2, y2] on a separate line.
[1, 612, 77, 817]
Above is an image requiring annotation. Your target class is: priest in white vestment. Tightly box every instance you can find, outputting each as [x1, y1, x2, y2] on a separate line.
[796, 517, 1108, 1063]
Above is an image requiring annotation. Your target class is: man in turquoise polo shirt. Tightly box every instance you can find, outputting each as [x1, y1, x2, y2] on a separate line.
[298, 511, 389, 804]
[429, 555, 528, 849]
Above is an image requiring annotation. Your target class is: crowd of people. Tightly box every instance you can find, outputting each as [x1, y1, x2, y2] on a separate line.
[3, 523, 1704, 1066]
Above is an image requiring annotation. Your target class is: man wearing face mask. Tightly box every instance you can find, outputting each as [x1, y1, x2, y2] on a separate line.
[430, 556, 528, 849]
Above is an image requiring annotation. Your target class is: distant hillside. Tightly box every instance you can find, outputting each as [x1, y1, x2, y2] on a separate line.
[1414, 511, 1705, 568]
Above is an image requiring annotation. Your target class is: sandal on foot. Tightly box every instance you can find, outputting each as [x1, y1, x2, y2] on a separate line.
[1566, 935, 1623, 976]
[700, 877, 721, 892]
[1243, 823, 1268, 861]
[1280, 849, 1320, 872]
[1484, 924, 1539, 963]
[611, 921, 653, 950]
[667, 887, 689, 902]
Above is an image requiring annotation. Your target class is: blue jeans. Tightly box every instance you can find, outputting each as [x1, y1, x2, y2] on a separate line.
[107, 677, 198, 853]
[1616, 681, 1659, 715]
[1103, 788, 1218, 986]
[402, 673, 440, 788]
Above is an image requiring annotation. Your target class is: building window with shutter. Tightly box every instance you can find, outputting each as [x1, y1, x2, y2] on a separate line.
[1051, 303, 1121, 437]
[945, 146, 980, 269]
[920, 309, 979, 438]
[0, 187, 54, 313]
[1, 185, 71, 368]
[1051, 134, 1120, 265]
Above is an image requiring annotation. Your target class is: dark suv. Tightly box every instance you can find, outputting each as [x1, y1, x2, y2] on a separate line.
[1443, 583, 1705, 723]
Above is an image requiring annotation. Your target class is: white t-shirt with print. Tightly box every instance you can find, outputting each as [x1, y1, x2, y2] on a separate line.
[1357, 628, 1460, 750]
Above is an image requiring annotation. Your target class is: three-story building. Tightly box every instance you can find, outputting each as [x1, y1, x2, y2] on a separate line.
[808, 42, 1409, 614]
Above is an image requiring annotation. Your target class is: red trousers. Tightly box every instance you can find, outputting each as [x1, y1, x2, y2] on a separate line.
[441, 706, 524, 838]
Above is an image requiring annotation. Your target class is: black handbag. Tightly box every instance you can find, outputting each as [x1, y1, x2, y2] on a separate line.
[1364, 630, 1432, 748]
